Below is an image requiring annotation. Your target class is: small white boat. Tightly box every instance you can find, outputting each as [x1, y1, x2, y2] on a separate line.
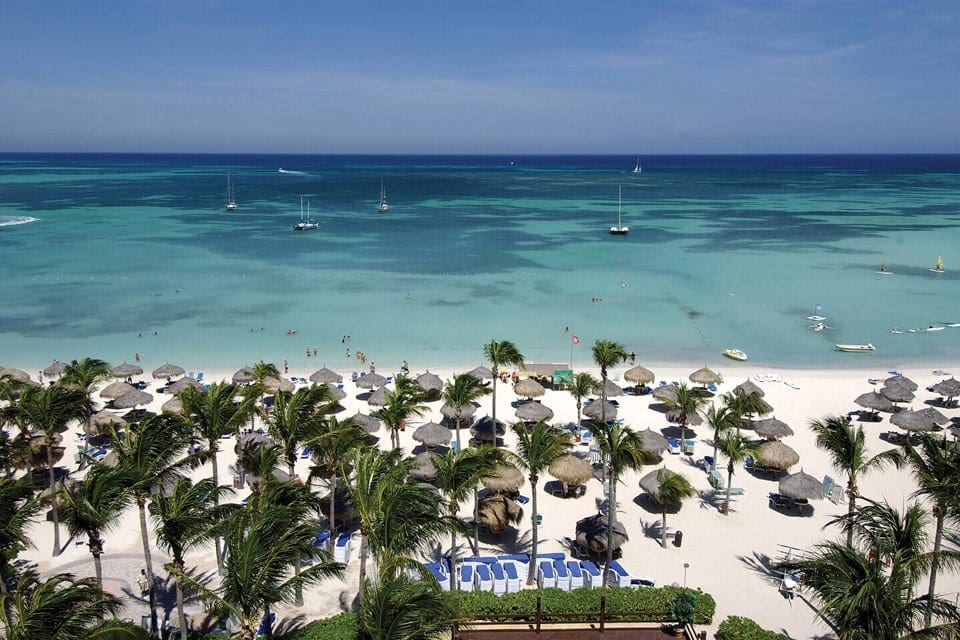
[224, 173, 237, 211]
[378, 180, 389, 213]
[810, 322, 830, 332]
[292, 197, 318, 231]
[836, 343, 876, 353]
[609, 185, 629, 235]
[723, 348, 748, 361]
[632, 157, 642, 174]
[926, 325, 945, 332]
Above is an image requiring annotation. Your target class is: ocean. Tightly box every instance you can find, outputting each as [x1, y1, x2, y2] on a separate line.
[1, 153, 959, 373]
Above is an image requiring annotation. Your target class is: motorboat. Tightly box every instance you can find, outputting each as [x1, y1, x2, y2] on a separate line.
[835, 344, 876, 353]
[722, 348, 748, 361]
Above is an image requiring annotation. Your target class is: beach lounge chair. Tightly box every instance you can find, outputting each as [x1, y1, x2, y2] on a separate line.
[829, 484, 845, 504]
[581, 561, 602, 588]
[425, 562, 449, 590]
[537, 559, 556, 588]
[580, 430, 592, 444]
[667, 438, 681, 455]
[187, 372, 195, 380]
[822, 475, 834, 499]
[553, 559, 571, 591]
[458, 564, 475, 591]
[301, 446, 311, 459]
[516, 494, 530, 504]
[474, 563, 493, 592]
[708, 469, 726, 490]
[698, 455, 714, 472]
[333, 533, 352, 563]
[605, 560, 632, 587]
[313, 530, 331, 552]
[566, 560, 584, 588]
[489, 561, 507, 595]
[707, 382, 718, 392]
[196, 372, 204, 382]
[682, 438, 695, 455]
[255, 613, 276, 639]
[502, 561, 520, 592]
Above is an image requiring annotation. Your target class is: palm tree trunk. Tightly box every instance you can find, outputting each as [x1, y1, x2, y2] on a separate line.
[925, 509, 944, 627]
[210, 444, 224, 573]
[526, 476, 539, 585]
[137, 495, 159, 637]
[724, 465, 733, 515]
[175, 560, 188, 640]
[472, 488, 480, 554]
[449, 503, 458, 592]
[491, 375, 499, 449]
[358, 532, 369, 597]
[90, 535, 104, 591]
[661, 509, 668, 548]
[604, 472, 617, 584]
[329, 469, 337, 534]
[845, 481, 856, 548]
[46, 445, 61, 556]
[264, 605, 273, 640]
[454, 414, 462, 450]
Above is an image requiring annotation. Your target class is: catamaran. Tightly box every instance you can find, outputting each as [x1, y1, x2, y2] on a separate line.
[632, 158, 642, 174]
[609, 186, 629, 235]
[225, 174, 237, 211]
[378, 181, 389, 213]
[292, 197, 318, 231]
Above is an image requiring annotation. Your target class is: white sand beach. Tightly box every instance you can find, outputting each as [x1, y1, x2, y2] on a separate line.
[16, 358, 960, 638]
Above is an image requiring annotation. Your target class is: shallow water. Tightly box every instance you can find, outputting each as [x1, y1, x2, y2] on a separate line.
[1, 153, 958, 372]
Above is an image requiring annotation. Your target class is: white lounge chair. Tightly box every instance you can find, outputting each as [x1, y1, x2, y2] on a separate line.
[537, 559, 556, 588]
[333, 533, 352, 563]
[458, 564, 475, 591]
[502, 561, 520, 593]
[425, 562, 448, 591]
[581, 560, 602, 588]
[566, 560, 584, 589]
[553, 560, 571, 591]
[474, 563, 493, 592]
[605, 560, 632, 587]
[489, 562, 507, 595]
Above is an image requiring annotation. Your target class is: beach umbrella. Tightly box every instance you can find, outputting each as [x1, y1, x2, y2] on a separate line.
[441, 402, 478, 420]
[575, 513, 628, 556]
[890, 410, 938, 433]
[481, 464, 525, 493]
[232, 367, 255, 383]
[855, 391, 895, 413]
[756, 440, 800, 470]
[916, 407, 949, 426]
[734, 379, 765, 397]
[752, 417, 794, 439]
[319, 485, 354, 521]
[412, 421, 452, 448]
[322, 382, 346, 401]
[111, 362, 143, 378]
[466, 366, 493, 380]
[778, 470, 824, 500]
[112, 390, 153, 409]
[638, 428, 670, 454]
[236, 432, 273, 455]
[881, 385, 915, 404]
[513, 378, 545, 399]
[167, 377, 202, 394]
[87, 412, 126, 437]
[349, 411, 381, 433]
[161, 396, 184, 415]
[639, 467, 684, 502]
[309, 367, 342, 384]
[415, 372, 444, 393]
[42, 360, 66, 379]
[366, 386, 389, 407]
[666, 410, 702, 427]
[152, 363, 185, 380]
[652, 385, 679, 403]
[477, 494, 523, 534]
[515, 401, 554, 422]
[471, 416, 506, 441]
[0, 367, 33, 383]
[602, 379, 624, 397]
[930, 378, 960, 404]
[100, 381, 135, 400]
[624, 365, 655, 385]
[356, 372, 387, 389]
[884, 375, 918, 392]
[409, 452, 439, 481]
[548, 454, 593, 487]
[262, 376, 295, 394]
[689, 367, 721, 385]
[583, 399, 617, 421]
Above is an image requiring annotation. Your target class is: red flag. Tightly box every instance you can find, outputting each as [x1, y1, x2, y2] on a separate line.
[571, 335, 580, 344]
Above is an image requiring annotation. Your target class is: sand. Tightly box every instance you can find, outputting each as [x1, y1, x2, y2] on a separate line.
[16, 359, 960, 638]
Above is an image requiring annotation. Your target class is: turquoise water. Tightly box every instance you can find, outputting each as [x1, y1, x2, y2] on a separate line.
[1, 154, 959, 372]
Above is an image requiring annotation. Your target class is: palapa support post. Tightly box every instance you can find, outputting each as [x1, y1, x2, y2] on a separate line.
[535, 595, 542, 633]
[600, 595, 606, 632]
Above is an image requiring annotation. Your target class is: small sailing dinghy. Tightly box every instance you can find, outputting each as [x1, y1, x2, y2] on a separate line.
[609, 185, 629, 235]
[378, 180, 389, 213]
[632, 157, 642, 174]
[930, 256, 945, 273]
[225, 174, 237, 211]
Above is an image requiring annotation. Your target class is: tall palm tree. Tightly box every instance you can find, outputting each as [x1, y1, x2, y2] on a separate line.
[433, 446, 502, 591]
[665, 383, 706, 441]
[374, 385, 426, 451]
[705, 404, 739, 467]
[307, 416, 373, 534]
[509, 420, 573, 585]
[150, 478, 237, 640]
[594, 422, 657, 580]
[592, 340, 628, 424]
[811, 415, 901, 547]
[653, 469, 698, 549]
[265, 385, 332, 480]
[3, 383, 90, 556]
[441, 373, 490, 450]
[179, 381, 252, 571]
[0, 477, 41, 594]
[568, 373, 599, 430]
[716, 431, 761, 516]
[109, 413, 201, 636]
[359, 558, 458, 640]
[482, 340, 524, 445]
[61, 357, 112, 460]
[722, 387, 769, 427]
[902, 434, 960, 627]
[58, 465, 134, 590]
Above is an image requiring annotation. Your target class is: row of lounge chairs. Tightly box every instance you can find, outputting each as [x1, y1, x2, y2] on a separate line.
[311, 530, 353, 564]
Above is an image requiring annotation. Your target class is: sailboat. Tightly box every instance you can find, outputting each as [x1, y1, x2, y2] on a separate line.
[930, 256, 945, 273]
[878, 259, 893, 275]
[224, 174, 237, 211]
[632, 157, 642, 174]
[292, 197, 318, 231]
[378, 181, 389, 213]
[609, 186, 629, 235]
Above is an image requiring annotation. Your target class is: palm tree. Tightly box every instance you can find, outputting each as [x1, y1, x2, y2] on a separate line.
[433, 446, 502, 591]
[901, 434, 960, 627]
[359, 558, 458, 640]
[150, 478, 237, 640]
[509, 420, 574, 585]
[722, 387, 769, 427]
[567, 372, 599, 430]
[716, 431, 761, 516]
[592, 340, 628, 424]
[179, 381, 252, 571]
[811, 415, 901, 547]
[594, 422, 657, 579]
[665, 383, 706, 441]
[0, 477, 41, 594]
[109, 413, 201, 636]
[307, 416, 373, 534]
[265, 385, 332, 480]
[441, 373, 490, 450]
[58, 465, 134, 590]
[482, 340, 524, 445]
[653, 469, 698, 549]
[61, 357, 111, 460]
[3, 383, 90, 555]
[374, 385, 427, 451]
[705, 404, 739, 468]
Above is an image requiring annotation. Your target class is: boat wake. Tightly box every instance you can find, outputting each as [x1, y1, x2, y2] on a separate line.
[0, 216, 38, 227]
[278, 168, 308, 176]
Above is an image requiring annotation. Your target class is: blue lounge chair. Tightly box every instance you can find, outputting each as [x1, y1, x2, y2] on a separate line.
[516, 495, 530, 504]
[537, 559, 556, 588]
[425, 562, 449, 590]
[553, 559, 571, 591]
[489, 561, 507, 595]
[474, 564, 493, 591]
[301, 446, 311, 459]
[502, 561, 520, 592]
[458, 564, 475, 591]
[334, 533, 352, 563]
[606, 560, 632, 587]
[313, 530, 331, 551]
[566, 560, 584, 588]
[256, 612, 276, 638]
[196, 372, 204, 382]
[581, 560, 602, 588]
[187, 371, 195, 380]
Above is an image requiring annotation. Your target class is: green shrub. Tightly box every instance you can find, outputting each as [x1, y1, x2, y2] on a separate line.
[285, 612, 359, 640]
[670, 589, 698, 625]
[716, 615, 791, 640]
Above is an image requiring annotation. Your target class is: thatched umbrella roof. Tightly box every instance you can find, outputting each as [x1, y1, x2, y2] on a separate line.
[602, 379, 624, 397]
[416, 372, 444, 393]
[666, 410, 702, 426]
[471, 416, 506, 441]
[356, 372, 387, 389]
[366, 386, 389, 407]
[756, 440, 799, 470]
[639, 467, 686, 503]
[309, 367, 342, 384]
[481, 464, 525, 492]
[152, 363, 185, 380]
[28, 434, 65, 467]
[734, 379, 765, 397]
[467, 366, 493, 380]
[575, 513, 628, 555]
[409, 452, 439, 481]
[638, 428, 670, 454]
[262, 377, 295, 394]
[880, 385, 915, 404]
[231, 367, 254, 383]
[624, 365, 655, 384]
[930, 378, 960, 401]
[111, 362, 143, 378]
[112, 390, 153, 409]
[161, 397, 184, 415]
[236, 431, 273, 455]
[583, 399, 617, 421]
[689, 367, 721, 385]
[319, 486, 354, 521]
[514, 378, 545, 399]
[100, 381, 135, 400]
[890, 410, 938, 433]
[548, 454, 592, 486]
[42, 360, 66, 379]
[412, 422, 452, 448]
[779, 470, 824, 500]
[477, 494, 523, 534]
[441, 402, 478, 420]
[884, 375, 918, 392]
[752, 417, 794, 439]
[855, 391, 896, 413]
[86, 412, 126, 437]
[167, 377, 203, 394]
[0, 367, 32, 383]
[349, 411, 381, 433]
[322, 382, 346, 401]
[916, 407, 950, 426]
[516, 401, 554, 422]
[652, 385, 679, 402]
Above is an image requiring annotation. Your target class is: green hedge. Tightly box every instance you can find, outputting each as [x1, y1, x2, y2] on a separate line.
[285, 613, 359, 640]
[716, 615, 791, 640]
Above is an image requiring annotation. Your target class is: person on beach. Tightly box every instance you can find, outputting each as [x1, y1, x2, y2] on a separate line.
[137, 569, 149, 596]
[370, 362, 376, 373]
[135, 353, 140, 362]
[401, 360, 409, 374]
[283, 359, 288, 373]
[313, 347, 318, 356]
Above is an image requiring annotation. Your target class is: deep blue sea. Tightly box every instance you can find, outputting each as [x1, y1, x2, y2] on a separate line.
[1, 153, 959, 373]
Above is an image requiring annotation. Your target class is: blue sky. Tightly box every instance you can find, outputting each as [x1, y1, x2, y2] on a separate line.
[1, 1, 958, 153]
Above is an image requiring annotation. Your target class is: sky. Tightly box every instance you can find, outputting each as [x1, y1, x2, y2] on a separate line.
[1, 1, 958, 154]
